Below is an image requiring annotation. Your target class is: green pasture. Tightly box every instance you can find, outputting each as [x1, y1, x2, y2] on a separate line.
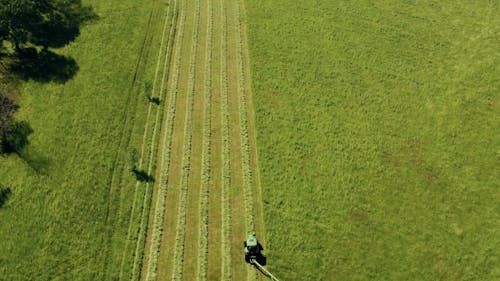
[0, 0, 166, 280]
[245, 0, 499, 280]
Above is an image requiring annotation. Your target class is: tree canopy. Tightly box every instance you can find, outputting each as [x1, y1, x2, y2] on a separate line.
[0, 0, 95, 50]
[0, 94, 18, 135]
[0, 0, 95, 153]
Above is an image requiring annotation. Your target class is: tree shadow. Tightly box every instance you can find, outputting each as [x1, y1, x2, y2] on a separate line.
[0, 185, 11, 208]
[18, 149, 52, 175]
[131, 167, 154, 183]
[9, 47, 79, 84]
[1, 121, 33, 155]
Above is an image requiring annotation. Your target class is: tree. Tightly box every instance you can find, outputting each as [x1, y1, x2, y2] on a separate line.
[0, 94, 18, 135]
[0, 0, 40, 49]
[0, 0, 95, 50]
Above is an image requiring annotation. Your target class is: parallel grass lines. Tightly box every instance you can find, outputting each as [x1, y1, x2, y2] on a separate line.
[144, 0, 187, 279]
[130, 0, 180, 280]
[234, 0, 255, 234]
[118, 1, 174, 279]
[171, 0, 201, 279]
[196, 0, 213, 280]
[219, 0, 232, 279]
[101, 3, 162, 278]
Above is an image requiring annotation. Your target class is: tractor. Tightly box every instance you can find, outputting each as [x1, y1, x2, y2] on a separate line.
[244, 234, 280, 281]
[244, 233, 262, 263]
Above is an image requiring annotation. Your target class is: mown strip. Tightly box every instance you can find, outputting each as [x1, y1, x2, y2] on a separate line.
[100, 2, 159, 277]
[196, 0, 213, 280]
[234, 0, 255, 235]
[118, 0, 173, 279]
[129, 0, 180, 280]
[219, 0, 232, 279]
[144, 0, 187, 279]
[170, 0, 201, 279]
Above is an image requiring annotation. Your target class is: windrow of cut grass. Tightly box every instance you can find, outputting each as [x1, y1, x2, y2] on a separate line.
[143, 0, 187, 279]
[132, 1, 266, 281]
[206, 9, 223, 279]
[170, 0, 200, 279]
[219, 0, 233, 280]
[116, 2, 173, 280]
[128, 1, 180, 280]
[196, 0, 213, 280]
[100, 2, 161, 278]
[234, 0, 255, 236]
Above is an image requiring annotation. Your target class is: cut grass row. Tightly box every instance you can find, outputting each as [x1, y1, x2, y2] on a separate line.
[233, 2, 267, 280]
[170, 0, 200, 279]
[206, 1, 223, 278]
[99, 1, 157, 274]
[101, 2, 163, 279]
[133, 1, 264, 280]
[117, 2, 174, 279]
[196, 0, 213, 280]
[129, 1, 180, 280]
[144, 0, 187, 279]
[238, 0, 267, 274]
[219, 0, 232, 280]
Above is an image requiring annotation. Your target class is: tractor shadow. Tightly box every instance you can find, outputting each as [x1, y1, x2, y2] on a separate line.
[253, 253, 267, 266]
[246, 242, 267, 266]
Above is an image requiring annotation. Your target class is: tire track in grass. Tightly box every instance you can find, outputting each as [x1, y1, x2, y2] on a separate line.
[230, 0, 262, 279]
[101, 1, 162, 278]
[234, 0, 266, 279]
[238, 0, 267, 272]
[117, 1, 175, 279]
[144, 0, 187, 279]
[196, 0, 212, 279]
[129, 1, 180, 280]
[170, 0, 200, 279]
[219, 0, 232, 279]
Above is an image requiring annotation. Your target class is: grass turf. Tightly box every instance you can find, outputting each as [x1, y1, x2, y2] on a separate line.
[0, 0, 167, 280]
[245, 0, 499, 280]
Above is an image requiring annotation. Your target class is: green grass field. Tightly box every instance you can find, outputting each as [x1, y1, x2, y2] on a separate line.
[245, 0, 499, 280]
[0, 0, 170, 280]
[1, 0, 499, 280]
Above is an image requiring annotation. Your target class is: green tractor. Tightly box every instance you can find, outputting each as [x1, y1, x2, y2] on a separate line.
[244, 234, 280, 281]
[244, 233, 261, 263]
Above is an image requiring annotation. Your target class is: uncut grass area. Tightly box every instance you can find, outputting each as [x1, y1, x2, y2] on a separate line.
[0, 0, 165, 280]
[245, 1, 499, 280]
